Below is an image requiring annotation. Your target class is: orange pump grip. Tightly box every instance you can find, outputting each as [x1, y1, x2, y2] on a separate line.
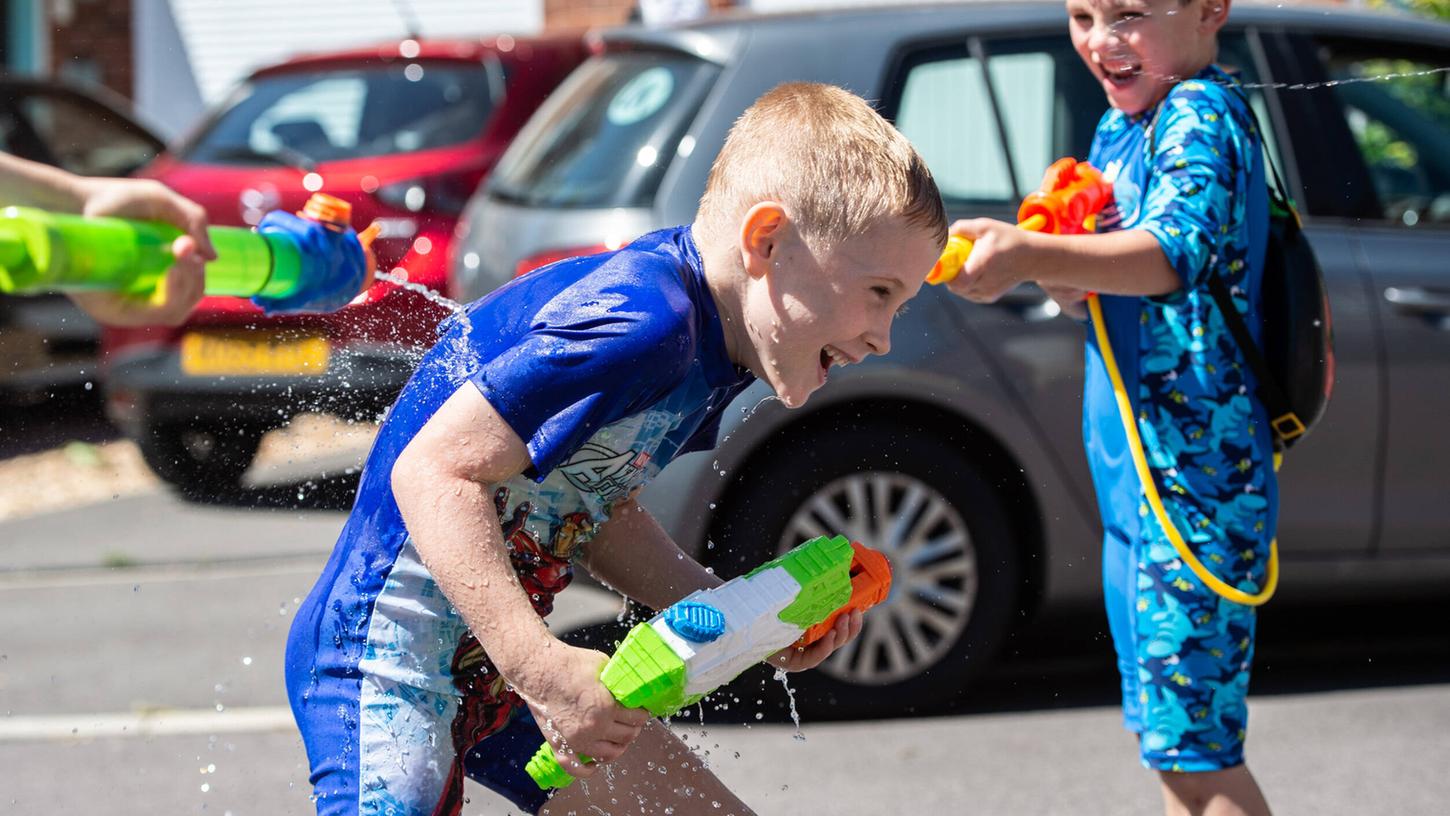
[798, 542, 892, 647]
[1016, 158, 1113, 236]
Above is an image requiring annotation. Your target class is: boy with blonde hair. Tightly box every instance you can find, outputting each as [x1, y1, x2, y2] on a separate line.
[944, 1, 1275, 814]
[286, 82, 945, 816]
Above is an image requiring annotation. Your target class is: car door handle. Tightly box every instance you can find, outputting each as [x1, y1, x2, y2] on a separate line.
[1384, 286, 1450, 316]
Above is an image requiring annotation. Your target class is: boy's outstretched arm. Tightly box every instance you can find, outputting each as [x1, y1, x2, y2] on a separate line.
[391, 384, 650, 779]
[582, 500, 864, 673]
[0, 152, 216, 327]
[944, 218, 1180, 304]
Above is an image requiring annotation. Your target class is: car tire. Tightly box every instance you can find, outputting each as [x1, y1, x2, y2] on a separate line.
[136, 421, 266, 496]
[707, 420, 1021, 719]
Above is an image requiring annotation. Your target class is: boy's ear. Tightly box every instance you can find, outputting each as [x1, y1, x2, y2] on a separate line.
[1199, 0, 1230, 33]
[739, 201, 789, 279]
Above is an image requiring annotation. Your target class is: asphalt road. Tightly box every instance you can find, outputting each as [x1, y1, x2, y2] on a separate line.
[3, 479, 1449, 815]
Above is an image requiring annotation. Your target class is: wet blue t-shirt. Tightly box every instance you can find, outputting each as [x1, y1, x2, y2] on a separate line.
[1084, 66, 1277, 592]
[290, 225, 754, 695]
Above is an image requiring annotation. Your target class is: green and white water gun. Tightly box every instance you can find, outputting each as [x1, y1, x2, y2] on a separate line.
[526, 534, 892, 790]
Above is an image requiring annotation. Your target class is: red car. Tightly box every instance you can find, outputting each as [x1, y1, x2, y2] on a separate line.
[101, 35, 586, 495]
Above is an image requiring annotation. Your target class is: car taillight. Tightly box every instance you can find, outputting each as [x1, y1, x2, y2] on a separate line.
[514, 245, 610, 278]
[375, 170, 483, 216]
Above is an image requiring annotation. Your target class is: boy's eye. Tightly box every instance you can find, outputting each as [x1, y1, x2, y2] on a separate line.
[871, 285, 891, 300]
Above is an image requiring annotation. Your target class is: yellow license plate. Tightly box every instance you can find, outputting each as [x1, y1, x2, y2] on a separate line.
[180, 330, 330, 376]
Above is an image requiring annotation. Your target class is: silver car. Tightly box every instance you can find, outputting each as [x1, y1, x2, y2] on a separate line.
[450, 2, 1450, 717]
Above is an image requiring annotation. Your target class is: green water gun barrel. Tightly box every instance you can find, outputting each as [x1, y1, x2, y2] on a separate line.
[0, 193, 375, 313]
[0, 206, 302, 299]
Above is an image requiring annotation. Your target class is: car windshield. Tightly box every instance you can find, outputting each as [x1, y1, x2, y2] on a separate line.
[182, 61, 498, 165]
[487, 50, 719, 208]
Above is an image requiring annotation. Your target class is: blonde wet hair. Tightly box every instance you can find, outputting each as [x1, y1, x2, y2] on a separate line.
[695, 82, 947, 252]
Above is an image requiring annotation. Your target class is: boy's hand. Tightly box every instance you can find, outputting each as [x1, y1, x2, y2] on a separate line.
[1041, 283, 1089, 321]
[767, 609, 864, 673]
[517, 643, 651, 779]
[942, 218, 1034, 304]
[68, 177, 217, 327]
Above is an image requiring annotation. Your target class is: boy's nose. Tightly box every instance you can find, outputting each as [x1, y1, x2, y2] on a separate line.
[864, 326, 890, 357]
[1087, 20, 1118, 53]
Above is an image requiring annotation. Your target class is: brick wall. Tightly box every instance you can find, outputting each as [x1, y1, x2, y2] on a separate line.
[48, 0, 133, 98]
[543, 0, 738, 32]
[544, 0, 636, 31]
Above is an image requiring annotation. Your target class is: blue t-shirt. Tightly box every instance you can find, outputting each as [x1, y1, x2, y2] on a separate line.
[294, 225, 754, 693]
[1084, 66, 1277, 593]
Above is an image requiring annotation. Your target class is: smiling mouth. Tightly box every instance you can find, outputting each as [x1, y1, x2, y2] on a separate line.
[820, 345, 853, 373]
[1102, 64, 1142, 85]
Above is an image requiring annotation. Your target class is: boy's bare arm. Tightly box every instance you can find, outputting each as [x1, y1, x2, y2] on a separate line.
[391, 384, 648, 776]
[581, 495, 723, 611]
[945, 218, 1180, 303]
[583, 497, 865, 673]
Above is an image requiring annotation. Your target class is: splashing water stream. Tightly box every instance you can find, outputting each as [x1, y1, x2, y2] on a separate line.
[772, 669, 806, 742]
[372, 269, 466, 315]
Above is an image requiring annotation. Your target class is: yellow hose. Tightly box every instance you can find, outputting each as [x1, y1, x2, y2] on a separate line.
[1087, 293, 1279, 606]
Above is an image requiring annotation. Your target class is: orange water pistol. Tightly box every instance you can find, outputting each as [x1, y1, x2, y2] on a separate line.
[927, 157, 1114, 285]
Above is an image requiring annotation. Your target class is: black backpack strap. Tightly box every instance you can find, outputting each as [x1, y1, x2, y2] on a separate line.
[1203, 272, 1304, 446]
[1223, 83, 1302, 228]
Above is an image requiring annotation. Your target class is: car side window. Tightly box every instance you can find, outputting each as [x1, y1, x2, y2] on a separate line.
[1314, 39, 1450, 227]
[188, 65, 496, 165]
[887, 36, 1104, 209]
[893, 47, 1015, 204]
[15, 90, 160, 176]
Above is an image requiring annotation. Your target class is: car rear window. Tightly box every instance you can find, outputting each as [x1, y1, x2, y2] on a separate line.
[182, 61, 498, 166]
[487, 50, 719, 208]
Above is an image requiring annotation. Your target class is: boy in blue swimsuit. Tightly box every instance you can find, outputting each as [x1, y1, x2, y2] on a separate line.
[945, 2, 1274, 814]
[285, 82, 946, 816]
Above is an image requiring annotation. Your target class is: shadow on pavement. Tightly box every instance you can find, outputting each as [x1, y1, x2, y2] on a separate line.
[559, 597, 1450, 725]
[174, 470, 361, 511]
[0, 387, 118, 460]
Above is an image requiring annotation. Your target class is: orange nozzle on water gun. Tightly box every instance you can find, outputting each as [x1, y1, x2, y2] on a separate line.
[927, 157, 1115, 285]
[301, 193, 382, 283]
[797, 541, 892, 648]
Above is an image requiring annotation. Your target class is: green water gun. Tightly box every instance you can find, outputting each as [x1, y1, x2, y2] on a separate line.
[0, 193, 380, 314]
[526, 534, 893, 790]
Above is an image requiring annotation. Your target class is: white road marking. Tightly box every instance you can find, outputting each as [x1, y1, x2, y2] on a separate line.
[0, 557, 324, 590]
[0, 706, 297, 742]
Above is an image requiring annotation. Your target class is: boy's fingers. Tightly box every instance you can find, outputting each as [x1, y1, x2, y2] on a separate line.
[558, 751, 598, 779]
[582, 737, 631, 764]
[947, 217, 996, 241]
[601, 720, 645, 746]
[151, 190, 216, 259]
[164, 261, 206, 317]
[797, 629, 838, 667]
[614, 706, 651, 728]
